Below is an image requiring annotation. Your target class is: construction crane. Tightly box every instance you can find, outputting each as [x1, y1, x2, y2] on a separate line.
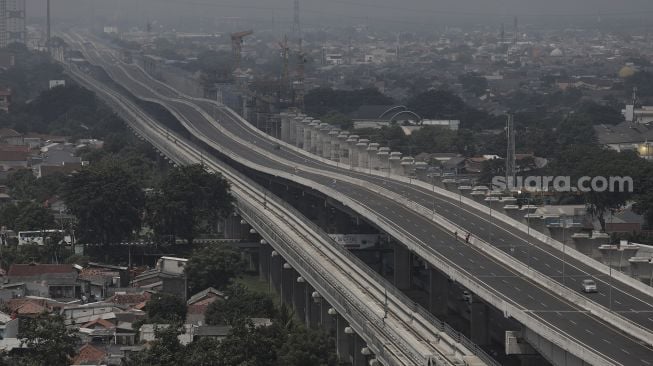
[231, 30, 253, 72]
[294, 38, 306, 111]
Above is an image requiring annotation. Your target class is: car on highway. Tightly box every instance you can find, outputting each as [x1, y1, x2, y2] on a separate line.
[581, 279, 598, 293]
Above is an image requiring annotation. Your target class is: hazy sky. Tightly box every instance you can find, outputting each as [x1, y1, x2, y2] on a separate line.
[26, 0, 653, 29]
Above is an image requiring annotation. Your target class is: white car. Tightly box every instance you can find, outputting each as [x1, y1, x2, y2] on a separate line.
[581, 279, 598, 293]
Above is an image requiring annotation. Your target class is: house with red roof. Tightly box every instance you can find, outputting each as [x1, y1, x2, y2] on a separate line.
[71, 343, 107, 365]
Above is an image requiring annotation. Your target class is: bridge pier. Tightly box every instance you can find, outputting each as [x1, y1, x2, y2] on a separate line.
[429, 268, 450, 318]
[389, 152, 403, 175]
[293, 276, 307, 322]
[353, 334, 368, 366]
[321, 301, 336, 334]
[307, 287, 322, 329]
[393, 245, 412, 290]
[280, 262, 294, 306]
[347, 135, 360, 168]
[222, 214, 249, 240]
[258, 243, 271, 282]
[377, 147, 390, 175]
[367, 143, 380, 171]
[319, 124, 331, 157]
[338, 133, 350, 164]
[336, 316, 352, 363]
[470, 302, 490, 346]
[356, 139, 370, 169]
[270, 251, 282, 294]
[327, 129, 340, 160]
[280, 112, 290, 142]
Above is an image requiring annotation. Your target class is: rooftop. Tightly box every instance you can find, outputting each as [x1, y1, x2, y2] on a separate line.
[7, 264, 77, 277]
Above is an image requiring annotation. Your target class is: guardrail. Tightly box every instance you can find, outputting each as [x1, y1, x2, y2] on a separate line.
[74, 48, 625, 365]
[63, 64, 483, 366]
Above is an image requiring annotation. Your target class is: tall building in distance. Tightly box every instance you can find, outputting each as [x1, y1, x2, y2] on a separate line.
[0, 0, 26, 48]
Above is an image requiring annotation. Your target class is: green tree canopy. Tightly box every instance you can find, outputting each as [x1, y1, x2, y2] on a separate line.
[13, 202, 56, 232]
[185, 244, 243, 294]
[304, 87, 394, 117]
[277, 327, 337, 366]
[61, 160, 145, 245]
[205, 284, 275, 325]
[146, 293, 188, 323]
[12, 313, 79, 366]
[126, 324, 186, 366]
[406, 89, 501, 130]
[458, 72, 488, 96]
[146, 164, 233, 245]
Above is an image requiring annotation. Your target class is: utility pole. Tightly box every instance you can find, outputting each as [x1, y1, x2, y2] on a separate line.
[46, 0, 51, 51]
[505, 114, 516, 191]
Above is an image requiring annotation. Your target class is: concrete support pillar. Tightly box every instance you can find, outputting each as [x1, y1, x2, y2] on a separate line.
[280, 263, 294, 306]
[270, 252, 282, 293]
[428, 268, 449, 318]
[308, 289, 321, 328]
[353, 335, 367, 366]
[338, 133, 350, 164]
[302, 121, 313, 151]
[289, 116, 301, 144]
[280, 112, 290, 142]
[367, 143, 380, 171]
[377, 147, 390, 175]
[470, 302, 490, 346]
[297, 118, 310, 148]
[222, 214, 249, 240]
[328, 129, 340, 160]
[401, 156, 415, 177]
[347, 135, 360, 167]
[393, 245, 411, 290]
[293, 276, 307, 322]
[319, 124, 331, 158]
[389, 152, 403, 175]
[356, 139, 370, 169]
[336, 316, 351, 363]
[309, 120, 320, 154]
[320, 302, 336, 334]
[258, 244, 271, 282]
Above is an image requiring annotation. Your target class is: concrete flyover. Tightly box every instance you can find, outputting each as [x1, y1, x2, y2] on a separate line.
[68, 32, 653, 366]
[64, 55, 495, 366]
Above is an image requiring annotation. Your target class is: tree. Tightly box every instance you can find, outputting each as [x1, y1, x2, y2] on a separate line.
[126, 324, 185, 366]
[61, 160, 145, 245]
[406, 89, 500, 130]
[183, 337, 222, 366]
[147, 164, 233, 245]
[14, 202, 56, 232]
[205, 284, 275, 325]
[304, 87, 394, 117]
[216, 320, 278, 366]
[12, 313, 78, 366]
[146, 293, 187, 323]
[458, 72, 488, 96]
[548, 145, 642, 230]
[184, 244, 243, 294]
[277, 327, 337, 366]
[409, 126, 457, 154]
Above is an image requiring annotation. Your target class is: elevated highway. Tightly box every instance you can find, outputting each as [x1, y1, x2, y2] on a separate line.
[67, 32, 653, 366]
[64, 60, 492, 366]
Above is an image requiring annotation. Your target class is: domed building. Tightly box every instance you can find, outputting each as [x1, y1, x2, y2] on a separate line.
[550, 48, 564, 57]
[618, 65, 636, 78]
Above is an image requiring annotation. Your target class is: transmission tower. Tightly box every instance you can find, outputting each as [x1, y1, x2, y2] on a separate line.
[505, 114, 516, 191]
[292, 0, 301, 45]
